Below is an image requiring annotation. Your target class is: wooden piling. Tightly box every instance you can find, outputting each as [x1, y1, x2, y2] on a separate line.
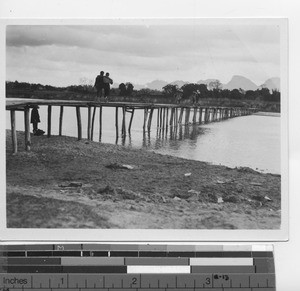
[185, 108, 191, 125]
[205, 108, 209, 123]
[159, 108, 162, 128]
[115, 107, 119, 138]
[192, 107, 197, 124]
[147, 108, 154, 131]
[179, 107, 184, 125]
[76, 106, 82, 140]
[87, 106, 91, 140]
[91, 106, 97, 141]
[99, 106, 102, 141]
[198, 107, 202, 124]
[24, 107, 31, 151]
[10, 110, 17, 154]
[122, 106, 126, 136]
[166, 108, 169, 127]
[47, 105, 52, 138]
[59, 106, 64, 136]
[184, 108, 187, 125]
[143, 108, 149, 132]
[169, 108, 174, 127]
[128, 108, 135, 133]
[162, 107, 168, 129]
[6, 99, 256, 153]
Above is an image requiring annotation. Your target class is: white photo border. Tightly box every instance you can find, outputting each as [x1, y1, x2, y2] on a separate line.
[0, 18, 289, 242]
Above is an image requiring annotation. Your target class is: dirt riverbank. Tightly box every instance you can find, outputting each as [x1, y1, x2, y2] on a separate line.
[6, 130, 281, 229]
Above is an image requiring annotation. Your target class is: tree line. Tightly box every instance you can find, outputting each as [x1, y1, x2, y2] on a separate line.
[6, 80, 280, 103]
[162, 83, 280, 103]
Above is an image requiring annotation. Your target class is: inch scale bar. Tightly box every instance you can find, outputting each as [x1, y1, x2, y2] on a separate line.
[0, 245, 276, 291]
[0, 273, 275, 290]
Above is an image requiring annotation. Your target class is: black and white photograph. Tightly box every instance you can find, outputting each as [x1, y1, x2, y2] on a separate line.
[4, 19, 287, 233]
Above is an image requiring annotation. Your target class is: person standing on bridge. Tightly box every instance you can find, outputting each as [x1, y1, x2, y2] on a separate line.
[94, 71, 105, 100]
[103, 72, 113, 102]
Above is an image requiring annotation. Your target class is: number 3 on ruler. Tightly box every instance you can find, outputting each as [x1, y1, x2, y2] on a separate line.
[205, 277, 211, 285]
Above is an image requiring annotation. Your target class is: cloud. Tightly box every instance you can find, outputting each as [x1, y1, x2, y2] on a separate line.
[6, 23, 282, 86]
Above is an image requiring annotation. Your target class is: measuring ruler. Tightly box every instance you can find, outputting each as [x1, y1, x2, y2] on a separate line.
[0, 244, 276, 291]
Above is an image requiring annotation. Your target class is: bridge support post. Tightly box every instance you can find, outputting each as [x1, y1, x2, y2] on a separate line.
[204, 108, 208, 123]
[115, 107, 119, 139]
[143, 108, 149, 132]
[214, 108, 217, 121]
[162, 108, 166, 129]
[128, 108, 135, 133]
[173, 108, 176, 126]
[166, 108, 169, 128]
[47, 105, 52, 138]
[10, 110, 17, 154]
[169, 108, 174, 127]
[198, 107, 202, 124]
[76, 106, 82, 140]
[24, 106, 31, 151]
[59, 106, 64, 136]
[87, 106, 91, 140]
[175, 108, 178, 125]
[147, 108, 154, 131]
[178, 107, 184, 125]
[185, 108, 190, 125]
[91, 106, 97, 141]
[192, 107, 197, 124]
[159, 108, 163, 128]
[99, 105, 102, 141]
[122, 106, 126, 136]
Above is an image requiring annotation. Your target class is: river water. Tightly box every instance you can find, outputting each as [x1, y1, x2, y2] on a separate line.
[6, 106, 281, 174]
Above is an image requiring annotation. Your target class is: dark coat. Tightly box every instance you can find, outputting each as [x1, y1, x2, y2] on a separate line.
[31, 108, 40, 123]
[94, 75, 104, 89]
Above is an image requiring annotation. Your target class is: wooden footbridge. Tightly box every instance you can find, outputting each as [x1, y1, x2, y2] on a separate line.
[6, 98, 257, 153]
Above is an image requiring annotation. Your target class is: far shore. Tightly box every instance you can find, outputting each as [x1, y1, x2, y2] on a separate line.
[6, 130, 281, 229]
[253, 111, 281, 117]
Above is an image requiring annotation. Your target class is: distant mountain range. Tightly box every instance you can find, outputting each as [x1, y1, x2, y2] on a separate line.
[124, 75, 280, 92]
[259, 77, 280, 91]
[223, 75, 259, 91]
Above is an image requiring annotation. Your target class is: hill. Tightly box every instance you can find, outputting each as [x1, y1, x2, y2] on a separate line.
[145, 80, 168, 90]
[223, 75, 258, 91]
[259, 77, 280, 91]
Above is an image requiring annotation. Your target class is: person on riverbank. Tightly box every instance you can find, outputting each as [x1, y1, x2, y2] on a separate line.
[94, 71, 105, 100]
[31, 105, 44, 136]
[103, 72, 113, 102]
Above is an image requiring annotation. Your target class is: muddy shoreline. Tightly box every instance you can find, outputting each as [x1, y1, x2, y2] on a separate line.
[6, 130, 281, 229]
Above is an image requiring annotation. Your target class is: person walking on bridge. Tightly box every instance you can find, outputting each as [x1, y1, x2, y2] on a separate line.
[94, 71, 105, 100]
[103, 72, 113, 102]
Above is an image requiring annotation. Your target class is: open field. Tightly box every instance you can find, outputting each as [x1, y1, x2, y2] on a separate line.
[6, 130, 281, 229]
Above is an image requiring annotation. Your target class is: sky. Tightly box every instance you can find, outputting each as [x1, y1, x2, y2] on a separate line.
[6, 22, 281, 87]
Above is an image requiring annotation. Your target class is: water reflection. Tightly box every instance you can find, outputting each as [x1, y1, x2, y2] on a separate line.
[6, 106, 280, 174]
[137, 124, 208, 151]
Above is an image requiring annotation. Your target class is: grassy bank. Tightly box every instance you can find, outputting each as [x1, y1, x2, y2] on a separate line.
[6, 130, 281, 229]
